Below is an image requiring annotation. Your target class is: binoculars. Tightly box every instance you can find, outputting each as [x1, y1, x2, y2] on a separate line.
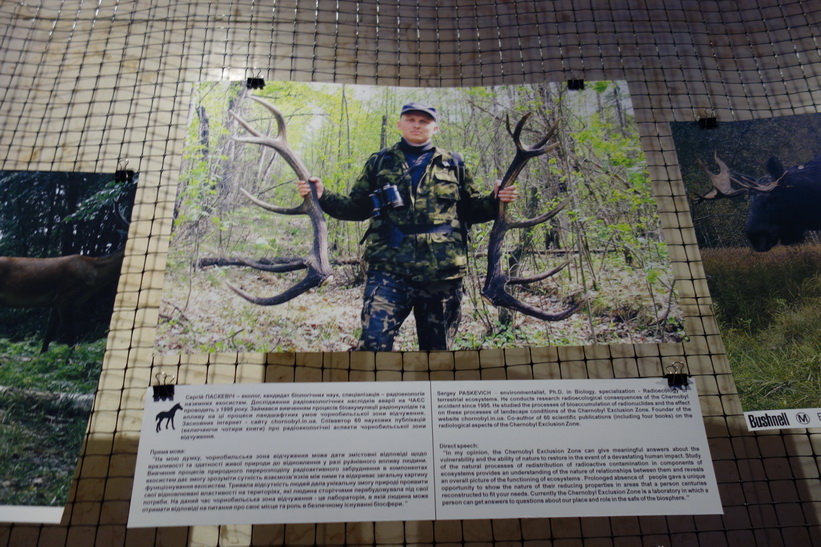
[369, 183, 405, 217]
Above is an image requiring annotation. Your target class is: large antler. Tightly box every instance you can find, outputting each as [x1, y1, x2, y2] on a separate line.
[225, 96, 333, 305]
[480, 114, 581, 321]
[695, 152, 780, 201]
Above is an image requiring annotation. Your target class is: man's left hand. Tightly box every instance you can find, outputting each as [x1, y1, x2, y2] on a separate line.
[494, 180, 519, 203]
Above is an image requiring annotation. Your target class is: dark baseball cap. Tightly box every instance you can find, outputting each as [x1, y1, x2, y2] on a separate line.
[400, 102, 438, 121]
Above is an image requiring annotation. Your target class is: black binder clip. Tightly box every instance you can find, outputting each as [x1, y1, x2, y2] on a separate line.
[114, 160, 135, 183]
[152, 372, 176, 401]
[664, 361, 689, 389]
[697, 109, 718, 129]
[567, 79, 585, 91]
[246, 72, 265, 89]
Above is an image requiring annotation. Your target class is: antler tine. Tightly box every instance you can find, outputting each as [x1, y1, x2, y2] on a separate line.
[248, 95, 289, 142]
[239, 187, 303, 216]
[224, 274, 324, 306]
[506, 113, 529, 147]
[509, 196, 569, 230]
[734, 173, 780, 192]
[499, 115, 561, 193]
[694, 152, 748, 200]
[483, 271, 582, 321]
[508, 115, 561, 153]
[231, 96, 311, 185]
[481, 113, 581, 323]
[231, 97, 312, 215]
[223, 97, 333, 306]
[508, 258, 572, 285]
[230, 110, 266, 140]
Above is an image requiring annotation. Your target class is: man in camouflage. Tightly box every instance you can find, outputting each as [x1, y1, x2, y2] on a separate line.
[298, 102, 518, 351]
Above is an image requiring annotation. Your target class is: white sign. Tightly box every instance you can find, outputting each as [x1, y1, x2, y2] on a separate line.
[745, 408, 821, 431]
[0, 506, 63, 524]
[128, 379, 722, 527]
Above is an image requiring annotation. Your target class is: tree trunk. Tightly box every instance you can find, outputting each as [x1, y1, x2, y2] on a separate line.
[196, 105, 209, 161]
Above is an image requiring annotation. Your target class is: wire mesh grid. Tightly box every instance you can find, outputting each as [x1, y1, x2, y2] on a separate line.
[0, 0, 819, 545]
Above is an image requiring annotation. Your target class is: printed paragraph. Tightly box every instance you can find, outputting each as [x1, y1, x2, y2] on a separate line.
[143, 449, 431, 513]
[438, 444, 711, 507]
[179, 389, 429, 439]
[435, 386, 694, 429]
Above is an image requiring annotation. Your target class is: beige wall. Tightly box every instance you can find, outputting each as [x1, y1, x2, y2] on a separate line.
[0, 1, 819, 545]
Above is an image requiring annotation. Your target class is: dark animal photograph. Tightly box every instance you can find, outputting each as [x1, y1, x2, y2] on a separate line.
[0, 170, 135, 512]
[672, 112, 821, 412]
[156, 80, 684, 353]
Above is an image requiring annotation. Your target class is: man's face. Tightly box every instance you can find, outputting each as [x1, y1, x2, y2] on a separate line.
[397, 111, 439, 145]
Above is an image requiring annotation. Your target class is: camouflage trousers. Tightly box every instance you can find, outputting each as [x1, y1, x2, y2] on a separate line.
[357, 270, 463, 352]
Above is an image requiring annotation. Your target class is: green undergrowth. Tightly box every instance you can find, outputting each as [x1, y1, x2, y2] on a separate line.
[702, 246, 821, 411]
[0, 338, 104, 506]
[0, 338, 105, 392]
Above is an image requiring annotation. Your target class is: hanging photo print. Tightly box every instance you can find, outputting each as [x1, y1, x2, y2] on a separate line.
[0, 170, 135, 522]
[156, 81, 683, 353]
[671, 113, 821, 428]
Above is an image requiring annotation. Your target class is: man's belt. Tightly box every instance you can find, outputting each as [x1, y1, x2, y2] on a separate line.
[388, 223, 453, 247]
[360, 222, 455, 247]
[396, 223, 453, 235]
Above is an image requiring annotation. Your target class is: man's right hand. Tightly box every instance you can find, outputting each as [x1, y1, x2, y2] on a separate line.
[297, 176, 324, 199]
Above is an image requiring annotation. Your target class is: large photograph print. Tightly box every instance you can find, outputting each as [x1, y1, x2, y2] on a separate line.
[672, 113, 821, 415]
[156, 81, 683, 353]
[0, 170, 134, 521]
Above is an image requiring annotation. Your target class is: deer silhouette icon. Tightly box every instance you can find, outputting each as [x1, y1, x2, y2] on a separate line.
[155, 403, 183, 432]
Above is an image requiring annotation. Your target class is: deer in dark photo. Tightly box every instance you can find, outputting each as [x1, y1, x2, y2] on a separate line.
[696, 152, 821, 252]
[0, 250, 125, 352]
[0, 170, 135, 352]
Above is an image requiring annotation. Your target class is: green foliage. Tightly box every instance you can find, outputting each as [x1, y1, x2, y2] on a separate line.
[0, 390, 90, 506]
[702, 246, 821, 410]
[0, 338, 105, 392]
[0, 339, 104, 506]
[175, 147, 221, 225]
[63, 179, 135, 226]
[702, 246, 821, 332]
[0, 170, 133, 257]
[723, 303, 821, 411]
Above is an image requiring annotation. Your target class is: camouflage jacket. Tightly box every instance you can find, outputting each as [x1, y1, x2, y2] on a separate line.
[318, 142, 498, 282]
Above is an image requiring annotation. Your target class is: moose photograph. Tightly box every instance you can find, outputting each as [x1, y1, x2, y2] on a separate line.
[672, 112, 821, 413]
[156, 80, 684, 354]
[0, 169, 135, 514]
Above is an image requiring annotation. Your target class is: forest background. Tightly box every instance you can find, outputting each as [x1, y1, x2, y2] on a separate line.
[157, 81, 684, 353]
[0, 170, 135, 507]
[673, 112, 821, 412]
